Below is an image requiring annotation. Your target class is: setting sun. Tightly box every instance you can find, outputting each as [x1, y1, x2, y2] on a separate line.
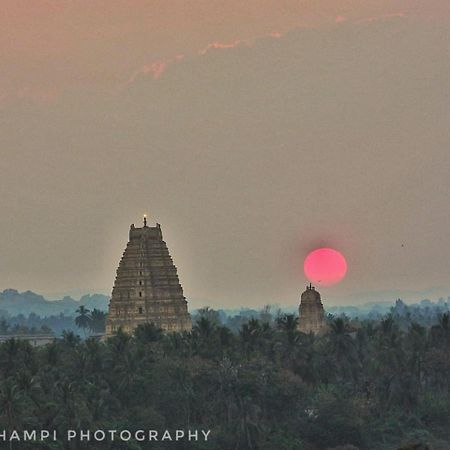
[304, 247, 347, 286]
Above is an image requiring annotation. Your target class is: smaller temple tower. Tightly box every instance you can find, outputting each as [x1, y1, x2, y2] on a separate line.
[298, 284, 326, 334]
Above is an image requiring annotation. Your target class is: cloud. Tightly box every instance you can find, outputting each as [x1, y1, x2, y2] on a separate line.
[358, 12, 406, 23]
[127, 55, 185, 85]
[199, 38, 253, 55]
[124, 12, 408, 88]
[197, 30, 283, 55]
[126, 31, 284, 87]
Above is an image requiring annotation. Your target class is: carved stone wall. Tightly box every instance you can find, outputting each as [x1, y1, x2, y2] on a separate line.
[298, 285, 326, 334]
[105, 222, 192, 335]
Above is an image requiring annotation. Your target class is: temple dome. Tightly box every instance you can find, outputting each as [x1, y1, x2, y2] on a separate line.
[301, 285, 321, 303]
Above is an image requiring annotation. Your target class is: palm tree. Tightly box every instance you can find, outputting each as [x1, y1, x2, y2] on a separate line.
[0, 380, 23, 450]
[328, 317, 358, 382]
[235, 394, 262, 450]
[193, 317, 217, 357]
[276, 314, 299, 346]
[75, 306, 91, 337]
[193, 316, 216, 339]
[107, 328, 131, 357]
[430, 313, 450, 347]
[0, 318, 10, 334]
[240, 319, 264, 359]
[440, 312, 450, 331]
[134, 323, 163, 343]
[329, 317, 355, 353]
[83, 337, 104, 375]
[61, 330, 81, 347]
[0, 339, 26, 377]
[89, 309, 107, 334]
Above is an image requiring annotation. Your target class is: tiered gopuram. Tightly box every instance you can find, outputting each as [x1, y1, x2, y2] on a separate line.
[106, 217, 192, 335]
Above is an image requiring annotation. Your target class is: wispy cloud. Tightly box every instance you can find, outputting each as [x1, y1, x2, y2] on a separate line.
[357, 12, 406, 24]
[198, 36, 259, 55]
[127, 54, 185, 85]
[125, 11, 407, 88]
[126, 31, 283, 87]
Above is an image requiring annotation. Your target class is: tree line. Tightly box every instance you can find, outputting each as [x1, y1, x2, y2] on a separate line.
[0, 312, 448, 449]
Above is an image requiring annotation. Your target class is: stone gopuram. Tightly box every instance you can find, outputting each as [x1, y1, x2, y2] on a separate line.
[105, 217, 192, 335]
[298, 284, 326, 334]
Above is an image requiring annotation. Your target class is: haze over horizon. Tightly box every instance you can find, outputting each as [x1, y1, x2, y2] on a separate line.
[1, 2, 450, 308]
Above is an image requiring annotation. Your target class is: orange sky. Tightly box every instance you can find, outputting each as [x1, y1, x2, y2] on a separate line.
[1, 1, 449, 97]
[1, 1, 450, 307]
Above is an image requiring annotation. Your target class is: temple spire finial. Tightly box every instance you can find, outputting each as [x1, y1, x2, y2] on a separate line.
[143, 214, 147, 227]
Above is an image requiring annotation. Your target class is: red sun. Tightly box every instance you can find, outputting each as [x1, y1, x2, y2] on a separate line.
[304, 248, 347, 286]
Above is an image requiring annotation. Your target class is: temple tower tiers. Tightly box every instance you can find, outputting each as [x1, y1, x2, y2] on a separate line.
[105, 218, 192, 335]
[298, 284, 326, 334]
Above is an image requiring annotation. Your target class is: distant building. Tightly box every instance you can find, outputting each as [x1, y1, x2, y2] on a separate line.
[105, 217, 192, 336]
[298, 284, 327, 334]
[0, 335, 54, 347]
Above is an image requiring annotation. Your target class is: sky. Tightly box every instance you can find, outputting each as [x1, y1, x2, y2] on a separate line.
[1, 1, 450, 308]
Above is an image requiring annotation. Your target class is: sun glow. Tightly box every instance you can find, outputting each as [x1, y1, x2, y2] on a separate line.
[304, 248, 347, 286]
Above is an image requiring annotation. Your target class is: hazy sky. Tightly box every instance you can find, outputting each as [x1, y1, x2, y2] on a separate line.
[1, 1, 450, 308]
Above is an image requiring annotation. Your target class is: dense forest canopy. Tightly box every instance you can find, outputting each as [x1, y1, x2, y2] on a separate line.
[0, 312, 448, 450]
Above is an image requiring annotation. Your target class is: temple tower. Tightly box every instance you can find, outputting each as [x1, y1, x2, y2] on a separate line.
[298, 284, 326, 334]
[105, 217, 192, 335]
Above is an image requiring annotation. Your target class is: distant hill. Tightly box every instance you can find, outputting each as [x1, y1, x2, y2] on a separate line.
[2, 288, 449, 323]
[0, 289, 109, 317]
